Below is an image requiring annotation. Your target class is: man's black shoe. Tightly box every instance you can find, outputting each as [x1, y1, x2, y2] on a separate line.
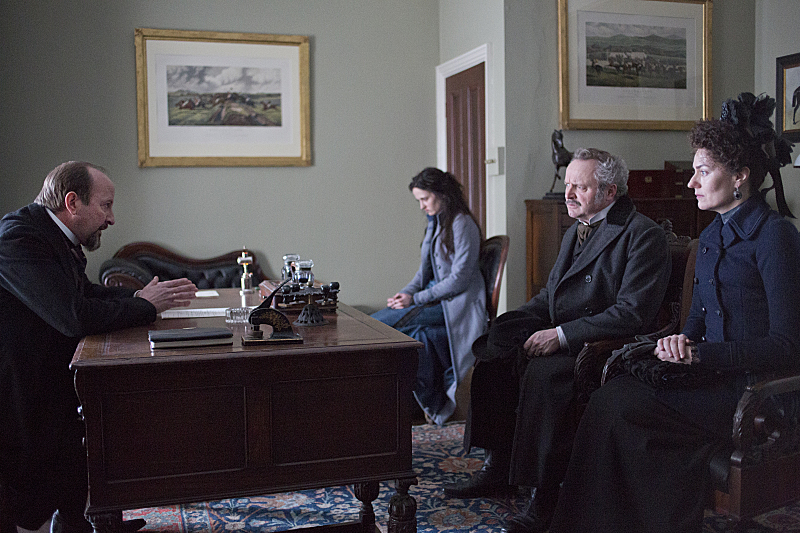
[443, 449, 515, 499]
[500, 487, 556, 533]
[443, 466, 516, 499]
[118, 519, 147, 533]
[500, 513, 550, 533]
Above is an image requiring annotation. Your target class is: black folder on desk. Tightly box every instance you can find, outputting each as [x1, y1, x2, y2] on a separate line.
[148, 327, 233, 349]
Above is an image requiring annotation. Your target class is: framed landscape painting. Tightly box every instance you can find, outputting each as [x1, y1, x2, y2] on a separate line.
[558, 0, 712, 130]
[135, 28, 311, 167]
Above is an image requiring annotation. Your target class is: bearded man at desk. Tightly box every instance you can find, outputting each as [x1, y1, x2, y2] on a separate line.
[0, 162, 196, 533]
[443, 148, 671, 533]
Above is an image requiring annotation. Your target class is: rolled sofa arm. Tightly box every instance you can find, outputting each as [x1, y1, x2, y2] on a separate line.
[99, 258, 154, 290]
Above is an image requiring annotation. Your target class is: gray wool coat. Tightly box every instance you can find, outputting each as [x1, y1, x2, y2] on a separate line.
[401, 212, 487, 422]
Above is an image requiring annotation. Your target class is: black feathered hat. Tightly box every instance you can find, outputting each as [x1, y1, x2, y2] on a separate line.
[719, 92, 795, 218]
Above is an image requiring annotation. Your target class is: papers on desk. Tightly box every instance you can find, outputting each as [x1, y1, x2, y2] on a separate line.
[159, 290, 222, 318]
[160, 308, 227, 319]
[195, 290, 219, 298]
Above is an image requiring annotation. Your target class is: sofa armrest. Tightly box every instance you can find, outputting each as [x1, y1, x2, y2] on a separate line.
[99, 258, 154, 290]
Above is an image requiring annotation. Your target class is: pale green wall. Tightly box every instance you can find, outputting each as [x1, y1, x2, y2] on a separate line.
[0, 0, 439, 313]
[755, 0, 800, 226]
[2, 1, 797, 314]
[501, 0, 788, 310]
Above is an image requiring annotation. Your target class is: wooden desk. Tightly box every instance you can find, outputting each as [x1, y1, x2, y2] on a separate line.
[71, 289, 421, 533]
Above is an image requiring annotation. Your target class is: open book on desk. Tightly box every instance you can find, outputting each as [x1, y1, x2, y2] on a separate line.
[148, 327, 233, 349]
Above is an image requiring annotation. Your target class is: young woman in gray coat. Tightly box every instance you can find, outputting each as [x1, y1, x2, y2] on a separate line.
[373, 168, 487, 425]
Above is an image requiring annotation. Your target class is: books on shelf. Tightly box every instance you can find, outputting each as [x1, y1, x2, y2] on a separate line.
[149, 327, 233, 349]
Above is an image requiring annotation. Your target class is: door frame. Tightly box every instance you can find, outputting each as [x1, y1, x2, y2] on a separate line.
[436, 43, 507, 316]
[435, 44, 491, 174]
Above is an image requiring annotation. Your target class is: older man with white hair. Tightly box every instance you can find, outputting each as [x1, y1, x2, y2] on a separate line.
[444, 148, 671, 533]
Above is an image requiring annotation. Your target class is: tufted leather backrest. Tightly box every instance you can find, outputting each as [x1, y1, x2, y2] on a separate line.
[99, 242, 265, 290]
[134, 256, 243, 289]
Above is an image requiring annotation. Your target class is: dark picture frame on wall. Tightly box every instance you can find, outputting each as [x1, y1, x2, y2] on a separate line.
[557, 0, 712, 131]
[135, 28, 311, 167]
[776, 52, 800, 145]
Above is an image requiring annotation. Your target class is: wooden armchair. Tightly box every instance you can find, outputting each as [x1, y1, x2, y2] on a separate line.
[99, 242, 266, 290]
[577, 235, 800, 528]
[573, 232, 695, 403]
[712, 374, 800, 526]
[451, 235, 510, 422]
[479, 235, 510, 327]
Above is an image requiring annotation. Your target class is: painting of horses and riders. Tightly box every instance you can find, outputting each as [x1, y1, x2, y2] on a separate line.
[167, 65, 282, 126]
[585, 22, 687, 90]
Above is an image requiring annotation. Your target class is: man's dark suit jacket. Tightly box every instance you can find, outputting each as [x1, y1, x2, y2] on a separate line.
[518, 194, 670, 354]
[464, 194, 672, 486]
[0, 203, 156, 525]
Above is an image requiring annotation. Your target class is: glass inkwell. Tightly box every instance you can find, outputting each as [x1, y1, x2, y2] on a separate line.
[292, 259, 315, 288]
[281, 254, 300, 281]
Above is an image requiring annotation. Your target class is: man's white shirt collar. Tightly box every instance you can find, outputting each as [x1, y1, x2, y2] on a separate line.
[46, 207, 80, 246]
[579, 199, 616, 226]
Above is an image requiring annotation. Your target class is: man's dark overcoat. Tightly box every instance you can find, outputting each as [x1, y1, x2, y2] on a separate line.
[465, 194, 671, 490]
[0, 203, 156, 527]
[518, 195, 670, 354]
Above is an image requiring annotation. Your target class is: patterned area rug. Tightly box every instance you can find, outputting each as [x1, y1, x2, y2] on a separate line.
[124, 422, 800, 532]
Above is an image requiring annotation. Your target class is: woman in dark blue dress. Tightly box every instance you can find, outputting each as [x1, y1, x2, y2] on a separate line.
[550, 93, 800, 533]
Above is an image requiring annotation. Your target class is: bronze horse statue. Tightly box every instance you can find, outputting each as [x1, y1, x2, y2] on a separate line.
[551, 130, 573, 192]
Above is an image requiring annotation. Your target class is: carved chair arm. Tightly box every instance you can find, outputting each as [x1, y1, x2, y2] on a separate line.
[732, 373, 800, 467]
[648, 301, 682, 340]
[575, 337, 632, 402]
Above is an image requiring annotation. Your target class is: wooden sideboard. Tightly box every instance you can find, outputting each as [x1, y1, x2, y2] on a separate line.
[525, 197, 714, 300]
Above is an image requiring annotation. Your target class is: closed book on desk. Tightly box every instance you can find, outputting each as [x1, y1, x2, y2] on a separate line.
[149, 327, 233, 349]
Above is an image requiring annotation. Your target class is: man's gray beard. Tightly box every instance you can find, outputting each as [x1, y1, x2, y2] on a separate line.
[85, 230, 102, 251]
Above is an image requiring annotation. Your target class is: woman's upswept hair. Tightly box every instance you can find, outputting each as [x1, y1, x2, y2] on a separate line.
[409, 167, 481, 257]
[690, 92, 795, 217]
[689, 119, 769, 190]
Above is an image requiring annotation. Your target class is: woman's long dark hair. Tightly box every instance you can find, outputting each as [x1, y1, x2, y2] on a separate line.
[409, 167, 481, 257]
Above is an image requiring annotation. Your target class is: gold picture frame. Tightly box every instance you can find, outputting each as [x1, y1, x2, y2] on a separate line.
[558, 0, 712, 130]
[776, 52, 800, 144]
[135, 28, 311, 167]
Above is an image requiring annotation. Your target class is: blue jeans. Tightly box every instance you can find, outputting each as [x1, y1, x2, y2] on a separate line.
[371, 304, 451, 415]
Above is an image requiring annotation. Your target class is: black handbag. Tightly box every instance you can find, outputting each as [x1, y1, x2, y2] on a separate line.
[612, 340, 719, 389]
